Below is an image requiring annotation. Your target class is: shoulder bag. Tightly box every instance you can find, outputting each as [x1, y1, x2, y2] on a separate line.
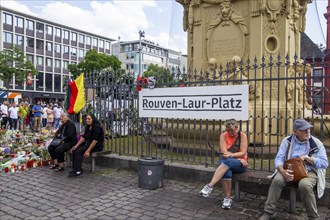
[50, 126, 66, 147]
[283, 137, 308, 182]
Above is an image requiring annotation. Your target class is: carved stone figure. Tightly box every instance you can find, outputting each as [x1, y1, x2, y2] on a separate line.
[222, 56, 259, 100]
[206, 1, 248, 41]
[206, 57, 220, 79]
[287, 59, 312, 110]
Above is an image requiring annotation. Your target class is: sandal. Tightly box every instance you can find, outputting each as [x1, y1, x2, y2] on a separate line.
[54, 167, 65, 172]
[50, 164, 59, 169]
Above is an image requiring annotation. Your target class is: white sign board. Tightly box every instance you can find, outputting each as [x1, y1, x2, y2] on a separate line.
[139, 85, 249, 120]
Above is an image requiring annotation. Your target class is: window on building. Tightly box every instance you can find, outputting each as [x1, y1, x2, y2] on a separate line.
[15, 16, 24, 28]
[46, 42, 52, 51]
[63, 30, 69, 39]
[78, 49, 84, 58]
[63, 45, 69, 54]
[46, 58, 53, 67]
[26, 37, 34, 47]
[99, 40, 104, 48]
[63, 61, 69, 69]
[36, 22, 44, 33]
[15, 34, 24, 45]
[3, 32, 13, 43]
[71, 47, 77, 56]
[55, 59, 61, 68]
[36, 72, 44, 89]
[55, 43, 61, 53]
[3, 13, 13, 25]
[313, 69, 323, 83]
[86, 36, 91, 45]
[26, 20, 34, 30]
[55, 28, 61, 37]
[125, 45, 132, 52]
[37, 56, 43, 66]
[71, 32, 77, 41]
[45, 73, 52, 91]
[54, 74, 61, 91]
[105, 41, 110, 50]
[79, 34, 85, 44]
[46, 25, 53, 35]
[93, 38, 98, 47]
[26, 54, 33, 63]
[36, 39, 44, 50]
[134, 44, 139, 51]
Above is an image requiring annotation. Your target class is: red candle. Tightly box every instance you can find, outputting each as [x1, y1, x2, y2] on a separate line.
[4, 167, 9, 173]
[21, 165, 25, 171]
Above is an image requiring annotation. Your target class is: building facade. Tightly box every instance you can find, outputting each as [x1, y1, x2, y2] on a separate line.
[0, 6, 114, 102]
[112, 38, 187, 78]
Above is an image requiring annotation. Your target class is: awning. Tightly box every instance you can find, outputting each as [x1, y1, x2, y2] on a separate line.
[8, 92, 21, 99]
[0, 92, 22, 99]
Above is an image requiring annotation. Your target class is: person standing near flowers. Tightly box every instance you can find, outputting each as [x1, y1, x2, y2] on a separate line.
[18, 102, 29, 132]
[199, 119, 248, 210]
[32, 100, 43, 132]
[0, 101, 9, 129]
[8, 102, 19, 130]
[69, 113, 104, 177]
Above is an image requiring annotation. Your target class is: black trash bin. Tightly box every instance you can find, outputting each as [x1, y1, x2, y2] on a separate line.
[138, 157, 164, 190]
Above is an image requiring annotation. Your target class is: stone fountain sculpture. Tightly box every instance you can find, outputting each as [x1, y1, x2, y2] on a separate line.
[175, 0, 320, 146]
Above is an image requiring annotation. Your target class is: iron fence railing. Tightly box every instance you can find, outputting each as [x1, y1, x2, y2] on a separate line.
[84, 55, 330, 181]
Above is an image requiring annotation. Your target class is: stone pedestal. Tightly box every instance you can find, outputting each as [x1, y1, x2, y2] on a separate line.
[175, 0, 312, 147]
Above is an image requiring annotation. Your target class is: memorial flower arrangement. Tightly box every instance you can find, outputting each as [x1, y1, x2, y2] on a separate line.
[136, 75, 148, 91]
[0, 129, 54, 173]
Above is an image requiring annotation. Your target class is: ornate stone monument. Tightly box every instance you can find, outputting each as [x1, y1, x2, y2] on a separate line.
[176, 0, 313, 144]
[177, 0, 310, 70]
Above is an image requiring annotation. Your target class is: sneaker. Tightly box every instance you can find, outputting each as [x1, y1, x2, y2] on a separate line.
[199, 184, 213, 197]
[258, 212, 275, 220]
[49, 164, 59, 170]
[222, 197, 233, 210]
[54, 167, 65, 172]
[68, 171, 83, 178]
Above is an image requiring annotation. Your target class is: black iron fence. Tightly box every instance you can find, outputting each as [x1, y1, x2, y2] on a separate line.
[84, 55, 330, 181]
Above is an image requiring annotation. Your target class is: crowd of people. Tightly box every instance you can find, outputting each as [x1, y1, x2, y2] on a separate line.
[0, 100, 63, 132]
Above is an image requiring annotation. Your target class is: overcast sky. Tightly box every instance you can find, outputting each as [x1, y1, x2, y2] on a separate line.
[0, 0, 327, 54]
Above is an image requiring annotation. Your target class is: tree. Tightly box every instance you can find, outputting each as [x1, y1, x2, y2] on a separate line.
[0, 46, 38, 96]
[143, 64, 174, 86]
[67, 49, 122, 78]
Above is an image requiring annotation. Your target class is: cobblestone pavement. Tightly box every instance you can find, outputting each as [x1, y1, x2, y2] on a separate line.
[0, 165, 329, 220]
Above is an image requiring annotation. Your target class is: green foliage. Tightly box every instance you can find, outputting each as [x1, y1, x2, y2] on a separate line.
[68, 49, 122, 79]
[143, 64, 173, 86]
[143, 64, 173, 81]
[0, 45, 38, 84]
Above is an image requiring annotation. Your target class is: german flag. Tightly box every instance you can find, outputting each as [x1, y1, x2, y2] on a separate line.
[67, 74, 85, 114]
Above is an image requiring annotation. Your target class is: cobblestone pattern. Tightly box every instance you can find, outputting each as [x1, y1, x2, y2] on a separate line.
[0, 166, 329, 220]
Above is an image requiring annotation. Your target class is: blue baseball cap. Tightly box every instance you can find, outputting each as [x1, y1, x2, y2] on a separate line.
[294, 119, 313, 130]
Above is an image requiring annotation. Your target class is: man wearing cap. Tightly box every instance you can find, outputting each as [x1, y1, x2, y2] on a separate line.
[259, 119, 328, 220]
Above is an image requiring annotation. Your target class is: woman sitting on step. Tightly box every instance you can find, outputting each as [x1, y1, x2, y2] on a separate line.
[69, 113, 104, 177]
[199, 119, 248, 210]
[48, 112, 77, 172]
